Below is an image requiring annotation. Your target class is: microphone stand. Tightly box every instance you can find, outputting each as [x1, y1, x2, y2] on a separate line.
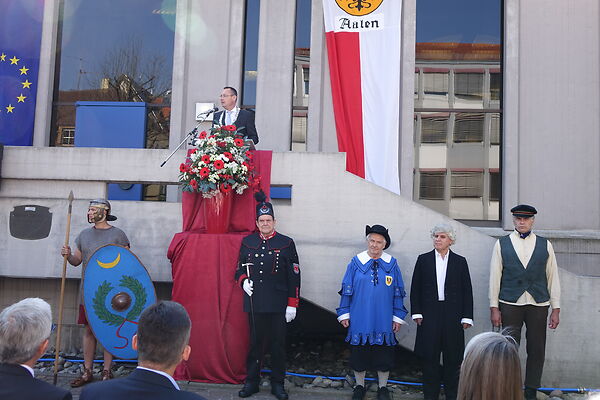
[160, 110, 215, 167]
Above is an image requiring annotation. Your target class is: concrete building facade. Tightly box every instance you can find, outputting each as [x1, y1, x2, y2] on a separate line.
[1, 0, 599, 387]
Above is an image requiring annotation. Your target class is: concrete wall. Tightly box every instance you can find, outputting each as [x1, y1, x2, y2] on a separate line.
[1, 146, 599, 386]
[503, 0, 600, 230]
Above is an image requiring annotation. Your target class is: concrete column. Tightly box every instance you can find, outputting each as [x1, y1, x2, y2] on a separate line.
[399, 0, 417, 198]
[32, 1, 60, 147]
[255, 0, 297, 151]
[502, 0, 520, 229]
[306, 0, 337, 152]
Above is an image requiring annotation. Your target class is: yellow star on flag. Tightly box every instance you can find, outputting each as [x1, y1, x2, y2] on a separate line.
[10, 56, 19, 64]
[17, 94, 27, 102]
[6, 104, 15, 113]
[1, 53, 6, 61]
[22, 80, 32, 89]
[19, 66, 29, 75]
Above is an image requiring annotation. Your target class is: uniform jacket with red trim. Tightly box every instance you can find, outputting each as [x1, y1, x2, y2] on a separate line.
[235, 232, 300, 313]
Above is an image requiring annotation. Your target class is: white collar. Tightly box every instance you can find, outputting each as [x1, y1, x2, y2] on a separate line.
[20, 364, 35, 377]
[435, 249, 450, 260]
[357, 250, 392, 265]
[136, 366, 180, 390]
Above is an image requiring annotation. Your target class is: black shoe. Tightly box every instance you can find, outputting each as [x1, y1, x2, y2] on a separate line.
[238, 382, 259, 398]
[271, 382, 289, 400]
[377, 386, 391, 400]
[524, 387, 537, 400]
[352, 385, 366, 400]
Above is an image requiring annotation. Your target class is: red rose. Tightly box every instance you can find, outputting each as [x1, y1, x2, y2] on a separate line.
[245, 151, 253, 159]
[179, 163, 187, 172]
[190, 179, 198, 190]
[222, 125, 236, 132]
[199, 167, 210, 178]
[223, 151, 233, 161]
[213, 160, 225, 170]
[216, 141, 226, 147]
[201, 155, 211, 164]
[199, 131, 207, 139]
[234, 138, 244, 147]
[220, 183, 232, 192]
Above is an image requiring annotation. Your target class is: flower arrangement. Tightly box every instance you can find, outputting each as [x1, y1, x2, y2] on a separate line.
[178, 125, 258, 198]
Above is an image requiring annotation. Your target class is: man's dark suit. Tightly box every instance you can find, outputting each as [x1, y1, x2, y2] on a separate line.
[80, 368, 207, 400]
[410, 249, 473, 400]
[213, 108, 259, 144]
[0, 363, 72, 400]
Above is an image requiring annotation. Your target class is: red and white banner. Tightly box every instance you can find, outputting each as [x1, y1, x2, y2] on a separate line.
[322, 0, 401, 194]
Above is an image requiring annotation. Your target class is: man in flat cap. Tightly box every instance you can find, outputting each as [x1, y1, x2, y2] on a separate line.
[337, 225, 408, 400]
[60, 198, 130, 387]
[235, 191, 300, 400]
[489, 204, 561, 400]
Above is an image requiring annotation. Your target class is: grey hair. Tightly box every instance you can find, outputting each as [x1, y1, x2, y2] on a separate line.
[0, 298, 52, 364]
[430, 223, 456, 243]
[366, 233, 387, 246]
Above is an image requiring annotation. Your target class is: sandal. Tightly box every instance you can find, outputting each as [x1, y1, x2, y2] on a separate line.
[101, 369, 114, 381]
[70, 368, 93, 387]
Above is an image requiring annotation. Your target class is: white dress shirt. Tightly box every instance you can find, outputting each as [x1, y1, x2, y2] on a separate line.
[136, 366, 180, 390]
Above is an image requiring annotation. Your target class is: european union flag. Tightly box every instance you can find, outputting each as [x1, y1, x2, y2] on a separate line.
[0, 0, 44, 146]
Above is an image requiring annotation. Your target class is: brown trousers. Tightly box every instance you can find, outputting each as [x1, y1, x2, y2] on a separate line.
[500, 303, 549, 389]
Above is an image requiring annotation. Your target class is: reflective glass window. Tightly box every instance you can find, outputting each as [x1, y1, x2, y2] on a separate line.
[51, 0, 177, 149]
[242, 0, 260, 108]
[292, 0, 311, 152]
[414, 0, 502, 221]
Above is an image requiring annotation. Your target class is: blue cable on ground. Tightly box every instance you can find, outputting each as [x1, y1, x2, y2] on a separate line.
[37, 360, 599, 393]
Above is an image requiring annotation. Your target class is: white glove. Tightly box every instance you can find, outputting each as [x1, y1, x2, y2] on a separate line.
[243, 279, 253, 296]
[285, 306, 296, 323]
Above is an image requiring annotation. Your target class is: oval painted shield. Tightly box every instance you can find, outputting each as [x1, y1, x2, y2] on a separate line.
[335, 0, 384, 17]
[83, 244, 156, 359]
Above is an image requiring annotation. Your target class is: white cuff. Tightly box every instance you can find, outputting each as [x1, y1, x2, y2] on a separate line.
[461, 318, 474, 326]
[393, 316, 406, 325]
[412, 314, 423, 320]
[337, 313, 350, 322]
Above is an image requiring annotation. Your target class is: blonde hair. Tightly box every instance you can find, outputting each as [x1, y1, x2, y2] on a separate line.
[457, 332, 523, 400]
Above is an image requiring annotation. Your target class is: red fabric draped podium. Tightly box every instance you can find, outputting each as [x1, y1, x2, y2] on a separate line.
[168, 150, 272, 383]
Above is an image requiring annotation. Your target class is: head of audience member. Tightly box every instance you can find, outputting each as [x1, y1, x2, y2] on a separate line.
[430, 223, 456, 256]
[132, 301, 192, 375]
[511, 204, 537, 234]
[457, 331, 523, 400]
[365, 225, 391, 259]
[0, 298, 53, 368]
[220, 86, 238, 111]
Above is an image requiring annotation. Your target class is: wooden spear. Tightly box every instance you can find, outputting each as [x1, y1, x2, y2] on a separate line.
[54, 191, 74, 385]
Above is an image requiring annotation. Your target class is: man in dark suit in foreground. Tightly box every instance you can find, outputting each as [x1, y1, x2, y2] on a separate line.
[80, 301, 206, 400]
[410, 224, 473, 400]
[213, 86, 259, 144]
[0, 298, 72, 400]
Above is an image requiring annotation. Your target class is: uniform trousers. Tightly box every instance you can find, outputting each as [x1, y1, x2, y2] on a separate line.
[245, 312, 287, 385]
[500, 303, 549, 389]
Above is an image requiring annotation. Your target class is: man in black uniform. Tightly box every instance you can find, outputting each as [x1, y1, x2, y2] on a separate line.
[235, 192, 300, 400]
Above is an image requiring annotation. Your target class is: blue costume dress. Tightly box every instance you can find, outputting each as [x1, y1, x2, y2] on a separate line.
[337, 251, 408, 371]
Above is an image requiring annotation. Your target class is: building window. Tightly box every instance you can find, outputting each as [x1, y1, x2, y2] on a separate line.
[454, 113, 484, 143]
[423, 72, 448, 95]
[303, 67, 310, 95]
[291, 0, 311, 151]
[58, 127, 75, 146]
[421, 116, 448, 143]
[490, 72, 501, 101]
[242, 0, 260, 108]
[51, 0, 176, 148]
[455, 73, 484, 98]
[420, 171, 446, 200]
[489, 171, 500, 201]
[490, 114, 501, 145]
[451, 171, 483, 198]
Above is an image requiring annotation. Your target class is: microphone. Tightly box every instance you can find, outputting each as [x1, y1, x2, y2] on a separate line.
[196, 107, 218, 118]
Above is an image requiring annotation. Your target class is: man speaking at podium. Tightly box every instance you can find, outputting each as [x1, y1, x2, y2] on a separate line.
[214, 86, 259, 144]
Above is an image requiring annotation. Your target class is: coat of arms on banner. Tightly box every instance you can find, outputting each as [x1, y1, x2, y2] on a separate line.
[83, 244, 156, 359]
[335, 0, 383, 16]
